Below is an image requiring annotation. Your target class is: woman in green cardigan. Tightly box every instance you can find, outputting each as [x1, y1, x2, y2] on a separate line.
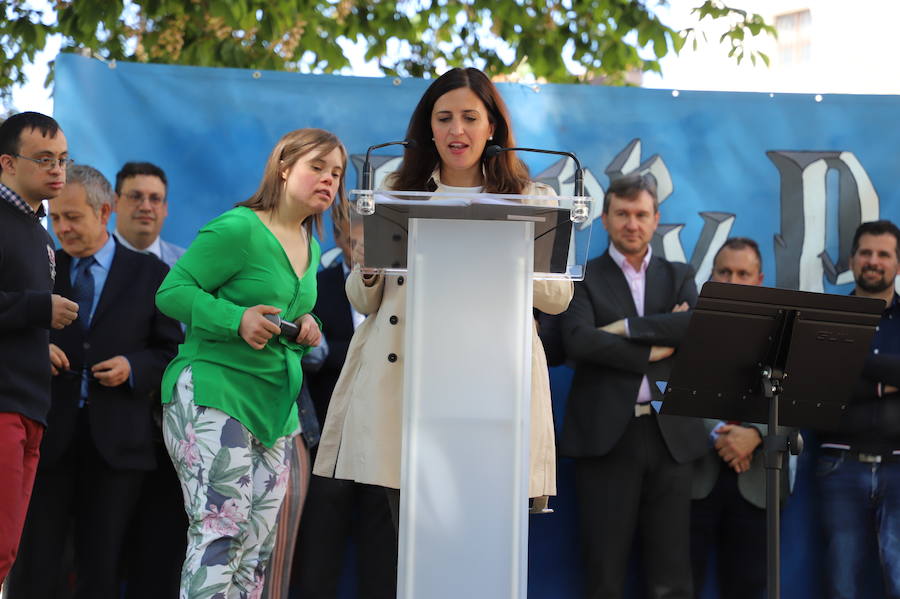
[155, 128, 346, 598]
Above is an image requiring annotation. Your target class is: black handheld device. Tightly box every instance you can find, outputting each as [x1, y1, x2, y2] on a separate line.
[263, 314, 300, 339]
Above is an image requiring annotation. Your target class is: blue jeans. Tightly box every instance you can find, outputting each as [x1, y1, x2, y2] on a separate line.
[817, 451, 900, 599]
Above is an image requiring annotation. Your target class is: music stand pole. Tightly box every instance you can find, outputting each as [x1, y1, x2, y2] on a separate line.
[761, 365, 784, 599]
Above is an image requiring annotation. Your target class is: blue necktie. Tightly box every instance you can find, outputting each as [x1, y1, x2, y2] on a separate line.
[72, 257, 96, 329]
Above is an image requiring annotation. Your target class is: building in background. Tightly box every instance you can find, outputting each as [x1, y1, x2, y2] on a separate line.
[645, 0, 900, 95]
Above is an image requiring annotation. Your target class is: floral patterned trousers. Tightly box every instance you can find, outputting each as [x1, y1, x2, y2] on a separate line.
[163, 367, 291, 599]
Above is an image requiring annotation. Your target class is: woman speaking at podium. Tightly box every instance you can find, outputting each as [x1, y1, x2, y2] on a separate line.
[314, 67, 573, 523]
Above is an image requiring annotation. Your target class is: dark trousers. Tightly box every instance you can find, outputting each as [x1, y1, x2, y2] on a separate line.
[690, 466, 767, 599]
[124, 441, 187, 599]
[8, 409, 145, 599]
[293, 474, 398, 598]
[574, 415, 693, 599]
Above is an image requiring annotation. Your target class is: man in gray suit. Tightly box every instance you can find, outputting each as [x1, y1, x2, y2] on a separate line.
[112, 162, 185, 268]
[689, 237, 786, 599]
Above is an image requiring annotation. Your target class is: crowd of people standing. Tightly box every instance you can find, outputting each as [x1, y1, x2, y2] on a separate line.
[1, 65, 899, 599]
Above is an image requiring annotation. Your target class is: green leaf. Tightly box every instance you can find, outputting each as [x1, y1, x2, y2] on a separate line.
[186, 566, 207, 596]
[208, 447, 233, 481]
[0, 0, 778, 100]
[652, 32, 667, 58]
[210, 482, 243, 499]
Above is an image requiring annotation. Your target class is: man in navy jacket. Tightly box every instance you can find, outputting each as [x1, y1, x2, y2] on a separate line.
[7, 164, 181, 598]
[0, 112, 78, 584]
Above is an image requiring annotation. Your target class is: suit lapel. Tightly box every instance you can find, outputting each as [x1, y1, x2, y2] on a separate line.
[90, 243, 129, 329]
[596, 252, 638, 317]
[644, 256, 670, 314]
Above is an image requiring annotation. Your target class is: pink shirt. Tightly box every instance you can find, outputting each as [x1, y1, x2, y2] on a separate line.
[608, 244, 653, 404]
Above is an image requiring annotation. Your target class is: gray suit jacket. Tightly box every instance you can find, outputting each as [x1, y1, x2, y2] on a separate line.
[691, 419, 792, 509]
[158, 238, 186, 268]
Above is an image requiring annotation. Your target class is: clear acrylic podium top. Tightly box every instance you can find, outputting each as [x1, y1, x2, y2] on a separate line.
[347, 189, 594, 281]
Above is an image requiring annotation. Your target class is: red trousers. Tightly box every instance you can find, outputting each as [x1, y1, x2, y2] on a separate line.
[0, 412, 43, 584]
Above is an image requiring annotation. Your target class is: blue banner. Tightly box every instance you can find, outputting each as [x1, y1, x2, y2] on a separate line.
[54, 52, 900, 598]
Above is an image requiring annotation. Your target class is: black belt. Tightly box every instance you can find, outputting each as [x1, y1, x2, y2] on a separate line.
[821, 447, 900, 464]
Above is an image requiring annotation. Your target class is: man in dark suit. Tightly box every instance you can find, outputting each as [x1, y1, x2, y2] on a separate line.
[560, 173, 706, 599]
[293, 216, 397, 598]
[7, 165, 181, 599]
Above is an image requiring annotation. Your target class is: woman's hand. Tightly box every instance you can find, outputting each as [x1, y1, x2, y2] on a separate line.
[239, 305, 282, 350]
[294, 313, 322, 347]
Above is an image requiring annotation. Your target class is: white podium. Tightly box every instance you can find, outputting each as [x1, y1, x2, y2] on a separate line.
[350, 190, 591, 599]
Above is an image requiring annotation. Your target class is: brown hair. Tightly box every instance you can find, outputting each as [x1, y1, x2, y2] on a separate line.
[330, 195, 351, 239]
[852, 220, 900, 259]
[603, 173, 659, 214]
[237, 128, 347, 238]
[389, 67, 531, 194]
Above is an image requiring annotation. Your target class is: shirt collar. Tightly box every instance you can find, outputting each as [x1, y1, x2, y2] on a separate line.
[75, 232, 116, 271]
[114, 229, 161, 258]
[609, 242, 652, 274]
[849, 287, 899, 315]
[0, 182, 46, 220]
[887, 291, 899, 314]
[428, 166, 487, 192]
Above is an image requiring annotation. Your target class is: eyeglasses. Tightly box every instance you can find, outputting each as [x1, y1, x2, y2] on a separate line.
[122, 191, 165, 206]
[14, 154, 75, 170]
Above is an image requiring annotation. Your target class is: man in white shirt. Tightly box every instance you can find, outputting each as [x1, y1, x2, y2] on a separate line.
[113, 162, 185, 268]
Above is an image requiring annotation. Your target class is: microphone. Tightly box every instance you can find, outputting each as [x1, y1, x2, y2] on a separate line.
[484, 144, 585, 197]
[362, 139, 417, 190]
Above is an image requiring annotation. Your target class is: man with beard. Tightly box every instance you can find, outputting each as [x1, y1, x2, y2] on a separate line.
[818, 220, 900, 599]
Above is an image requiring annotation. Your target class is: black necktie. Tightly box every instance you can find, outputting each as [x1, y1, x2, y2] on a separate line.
[72, 257, 96, 329]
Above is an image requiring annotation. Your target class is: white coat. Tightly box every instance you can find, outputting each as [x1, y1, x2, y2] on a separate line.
[313, 176, 573, 497]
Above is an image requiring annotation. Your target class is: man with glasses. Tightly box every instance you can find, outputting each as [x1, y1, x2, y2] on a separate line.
[0, 111, 79, 585]
[110, 161, 186, 598]
[7, 164, 181, 598]
[112, 162, 185, 268]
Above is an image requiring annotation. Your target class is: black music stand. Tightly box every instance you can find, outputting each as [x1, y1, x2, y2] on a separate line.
[660, 281, 884, 599]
